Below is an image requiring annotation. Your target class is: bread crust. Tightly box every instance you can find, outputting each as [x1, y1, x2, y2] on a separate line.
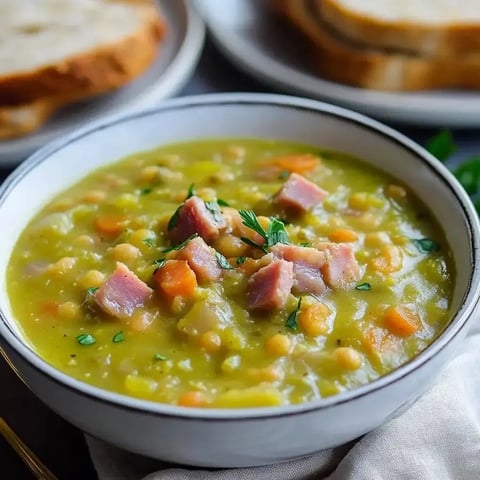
[0, 99, 58, 139]
[0, 2, 166, 105]
[320, 0, 480, 58]
[272, 0, 480, 91]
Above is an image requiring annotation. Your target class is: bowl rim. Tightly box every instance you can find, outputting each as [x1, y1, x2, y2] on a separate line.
[1, 92, 479, 421]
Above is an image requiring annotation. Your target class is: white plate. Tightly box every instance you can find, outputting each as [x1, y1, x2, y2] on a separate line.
[194, 0, 480, 128]
[0, 0, 205, 166]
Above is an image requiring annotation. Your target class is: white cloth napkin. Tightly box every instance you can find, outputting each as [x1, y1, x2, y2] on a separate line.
[87, 325, 480, 480]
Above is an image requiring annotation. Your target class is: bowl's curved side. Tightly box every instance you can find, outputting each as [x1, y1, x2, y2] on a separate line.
[0, 93, 479, 464]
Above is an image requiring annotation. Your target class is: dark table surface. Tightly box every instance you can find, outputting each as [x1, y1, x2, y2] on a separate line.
[1, 38, 479, 480]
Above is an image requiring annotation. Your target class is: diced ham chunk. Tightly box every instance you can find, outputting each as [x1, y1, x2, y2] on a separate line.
[177, 236, 222, 284]
[271, 244, 327, 296]
[94, 262, 152, 318]
[247, 259, 294, 310]
[317, 243, 360, 289]
[169, 196, 225, 244]
[274, 173, 327, 212]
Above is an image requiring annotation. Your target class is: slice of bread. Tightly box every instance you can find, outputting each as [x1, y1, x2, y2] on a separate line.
[0, 0, 166, 105]
[320, 0, 480, 58]
[272, 0, 480, 91]
[0, 100, 60, 140]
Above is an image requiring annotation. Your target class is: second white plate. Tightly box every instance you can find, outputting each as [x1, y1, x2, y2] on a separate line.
[195, 0, 480, 128]
[0, 0, 205, 166]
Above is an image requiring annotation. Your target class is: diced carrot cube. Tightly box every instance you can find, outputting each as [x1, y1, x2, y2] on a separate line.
[154, 260, 197, 298]
[94, 215, 127, 237]
[328, 229, 358, 243]
[384, 306, 421, 337]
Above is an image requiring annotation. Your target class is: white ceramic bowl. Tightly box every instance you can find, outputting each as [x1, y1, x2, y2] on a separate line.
[0, 93, 479, 467]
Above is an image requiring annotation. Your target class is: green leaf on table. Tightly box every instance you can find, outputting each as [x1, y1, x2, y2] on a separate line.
[425, 129, 456, 162]
[453, 157, 480, 195]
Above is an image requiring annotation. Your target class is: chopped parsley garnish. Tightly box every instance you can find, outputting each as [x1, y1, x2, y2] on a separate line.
[186, 183, 195, 200]
[413, 238, 440, 254]
[112, 331, 125, 343]
[236, 256, 247, 265]
[154, 353, 168, 361]
[167, 205, 182, 231]
[355, 282, 372, 291]
[161, 233, 198, 254]
[205, 200, 223, 223]
[278, 170, 289, 180]
[86, 287, 99, 295]
[299, 242, 310, 247]
[285, 298, 302, 331]
[425, 130, 456, 162]
[142, 237, 155, 247]
[238, 210, 289, 251]
[215, 252, 234, 270]
[139, 187, 152, 195]
[217, 199, 230, 207]
[154, 258, 166, 268]
[76, 333, 96, 346]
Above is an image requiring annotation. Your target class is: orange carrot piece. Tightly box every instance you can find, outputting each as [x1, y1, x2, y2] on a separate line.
[384, 306, 421, 337]
[38, 301, 59, 316]
[178, 391, 208, 407]
[154, 260, 197, 298]
[298, 303, 330, 337]
[328, 229, 358, 243]
[94, 215, 127, 237]
[264, 154, 320, 174]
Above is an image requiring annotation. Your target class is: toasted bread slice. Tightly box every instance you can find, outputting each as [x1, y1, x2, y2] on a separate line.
[0, 100, 60, 140]
[272, 0, 480, 91]
[320, 0, 480, 58]
[0, 0, 165, 105]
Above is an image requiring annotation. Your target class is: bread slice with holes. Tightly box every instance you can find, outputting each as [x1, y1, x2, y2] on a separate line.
[319, 0, 480, 58]
[271, 0, 480, 91]
[0, 0, 166, 106]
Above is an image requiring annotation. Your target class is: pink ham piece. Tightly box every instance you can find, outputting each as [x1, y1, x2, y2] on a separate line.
[247, 259, 294, 310]
[274, 173, 327, 212]
[272, 244, 328, 296]
[94, 262, 152, 318]
[177, 236, 222, 284]
[317, 243, 360, 289]
[169, 196, 225, 244]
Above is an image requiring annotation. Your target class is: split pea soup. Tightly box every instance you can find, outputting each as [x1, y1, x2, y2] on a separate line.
[7, 139, 454, 408]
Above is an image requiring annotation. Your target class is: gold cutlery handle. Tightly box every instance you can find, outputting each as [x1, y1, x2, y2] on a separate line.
[0, 417, 58, 480]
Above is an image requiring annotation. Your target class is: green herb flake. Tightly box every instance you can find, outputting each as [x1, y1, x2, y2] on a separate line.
[139, 187, 152, 196]
[86, 287, 99, 295]
[167, 204, 182, 231]
[266, 217, 289, 247]
[240, 236, 268, 253]
[205, 200, 223, 223]
[425, 129, 457, 162]
[286, 298, 302, 331]
[76, 333, 96, 346]
[185, 184, 195, 200]
[453, 156, 480, 195]
[154, 258, 166, 268]
[215, 252, 234, 270]
[154, 353, 168, 361]
[278, 170, 289, 180]
[142, 237, 155, 248]
[236, 256, 247, 265]
[239, 210, 289, 250]
[162, 233, 198, 254]
[112, 331, 125, 343]
[239, 210, 268, 241]
[217, 199, 230, 207]
[299, 242, 310, 247]
[413, 238, 440, 254]
[355, 282, 372, 291]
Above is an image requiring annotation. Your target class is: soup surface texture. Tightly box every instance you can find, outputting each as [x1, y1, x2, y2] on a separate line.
[7, 139, 454, 408]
